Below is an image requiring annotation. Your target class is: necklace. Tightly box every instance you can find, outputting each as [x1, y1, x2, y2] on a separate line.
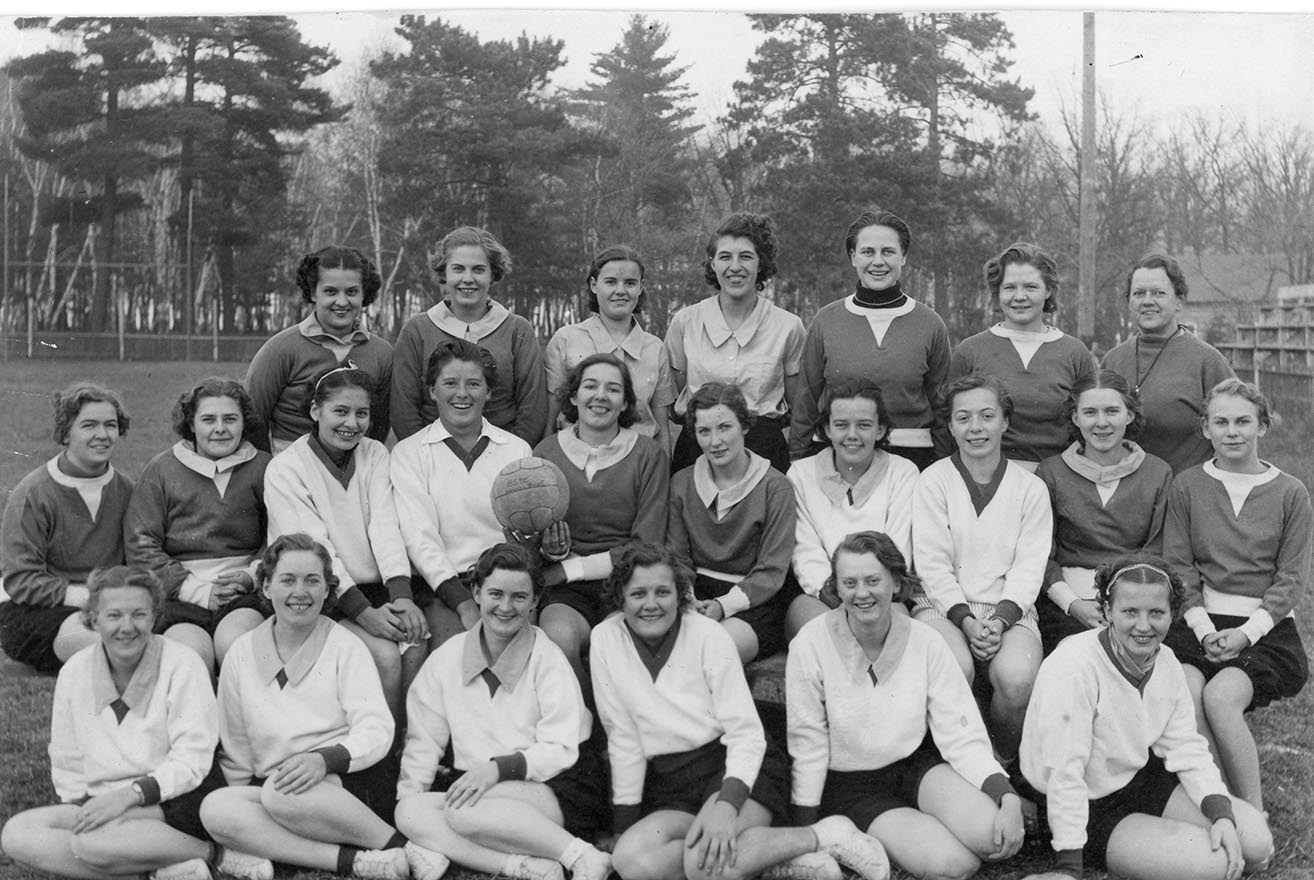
[1133, 327, 1182, 395]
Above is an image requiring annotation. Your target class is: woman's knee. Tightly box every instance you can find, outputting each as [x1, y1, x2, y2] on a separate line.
[612, 835, 672, 880]
[258, 779, 308, 827]
[1235, 803, 1275, 869]
[1, 811, 45, 865]
[67, 827, 124, 869]
[916, 849, 980, 880]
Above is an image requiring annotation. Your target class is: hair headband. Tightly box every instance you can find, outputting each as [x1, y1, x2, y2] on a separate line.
[313, 359, 360, 394]
[1108, 563, 1171, 586]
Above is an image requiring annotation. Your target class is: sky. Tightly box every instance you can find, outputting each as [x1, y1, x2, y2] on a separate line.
[3, 3, 1314, 138]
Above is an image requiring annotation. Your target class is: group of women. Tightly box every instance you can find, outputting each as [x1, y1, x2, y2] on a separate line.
[0, 207, 1304, 880]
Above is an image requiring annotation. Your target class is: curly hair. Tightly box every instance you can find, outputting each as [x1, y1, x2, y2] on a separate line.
[1206, 377, 1273, 430]
[559, 353, 638, 429]
[82, 565, 164, 629]
[983, 241, 1059, 315]
[1123, 252, 1189, 302]
[256, 533, 340, 615]
[295, 245, 382, 307]
[171, 377, 261, 447]
[587, 244, 646, 314]
[813, 378, 891, 451]
[52, 382, 130, 445]
[606, 542, 695, 613]
[424, 339, 499, 390]
[843, 209, 912, 259]
[429, 226, 512, 283]
[821, 530, 921, 607]
[684, 381, 755, 436]
[1093, 553, 1185, 619]
[935, 373, 1014, 425]
[471, 542, 543, 599]
[702, 212, 778, 291]
[1064, 370, 1144, 451]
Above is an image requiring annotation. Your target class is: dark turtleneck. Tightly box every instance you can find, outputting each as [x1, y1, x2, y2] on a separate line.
[852, 281, 907, 309]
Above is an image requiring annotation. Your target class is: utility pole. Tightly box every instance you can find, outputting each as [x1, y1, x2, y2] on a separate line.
[1078, 13, 1097, 341]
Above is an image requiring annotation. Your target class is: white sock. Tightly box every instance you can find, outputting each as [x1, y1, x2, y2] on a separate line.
[558, 838, 590, 871]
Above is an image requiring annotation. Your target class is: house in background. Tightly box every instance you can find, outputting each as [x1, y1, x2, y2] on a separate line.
[1175, 252, 1294, 343]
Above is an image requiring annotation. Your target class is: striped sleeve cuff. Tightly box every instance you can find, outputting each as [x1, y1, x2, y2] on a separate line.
[493, 753, 527, 782]
[716, 776, 750, 813]
[133, 775, 161, 806]
[311, 744, 351, 776]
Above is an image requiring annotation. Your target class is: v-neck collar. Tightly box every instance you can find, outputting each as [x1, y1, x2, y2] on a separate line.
[825, 607, 910, 686]
[90, 634, 164, 718]
[950, 452, 1008, 516]
[252, 616, 334, 688]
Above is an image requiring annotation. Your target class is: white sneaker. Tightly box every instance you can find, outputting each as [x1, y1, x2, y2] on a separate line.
[504, 853, 565, 880]
[352, 847, 408, 880]
[759, 852, 842, 880]
[150, 858, 212, 880]
[567, 846, 611, 880]
[214, 848, 274, 880]
[812, 816, 890, 880]
[404, 843, 451, 880]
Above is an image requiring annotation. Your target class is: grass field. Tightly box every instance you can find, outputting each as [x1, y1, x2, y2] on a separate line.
[1, 360, 1312, 880]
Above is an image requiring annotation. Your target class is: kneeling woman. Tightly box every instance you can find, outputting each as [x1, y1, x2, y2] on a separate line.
[592, 543, 890, 880]
[395, 543, 611, 880]
[0, 566, 220, 880]
[669, 382, 797, 665]
[1020, 556, 1273, 880]
[201, 534, 407, 880]
[787, 532, 1025, 879]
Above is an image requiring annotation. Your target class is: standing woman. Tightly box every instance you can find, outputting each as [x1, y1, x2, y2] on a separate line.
[593, 543, 891, 880]
[125, 378, 271, 665]
[245, 246, 392, 453]
[786, 379, 918, 640]
[201, 534, 408, 880]
[263, 366, 426, 722]
[1020, 557, 1273, 880]
[948, 242, 1095, 469]
[0, 383, 136, 671]
[665, 212, 805, 473]
[912, 374, 1051, 765]
[787, 532, 1025, 880]
[1033, 371, 1173, 654]
[533, 353, 670, 687]
[0, 566, 221, 880]
[668, 383, 796, 666]
[789, 210, 951, 469]
[391, 341, 533, 649]
[1163, 379, 1311, 811]
[1102, 252, 1236, 474]
[544, 244, 675, 451]
[391, 226, 547, 444]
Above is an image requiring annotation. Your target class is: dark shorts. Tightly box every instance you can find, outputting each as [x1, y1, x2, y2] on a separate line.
[1038, 596, 1090, 657]
[885, 446, 940, 472]
[0, 601, 79, 673]
[253, 751, 400, 827]
[694, 573, 793, 659]
[672, 416, 790, 474]
[541, 579, 611, 628]
[818, 735, 945, 831]
[1082, 754, 1180, 869]
[327, 580, 431, 624]
[159, 758, 227, 840]
[155, 599, 218, 634]
[1163, 613, 1308, 709]
[639, 736, 791, 823]
[213, 591, 269, 626]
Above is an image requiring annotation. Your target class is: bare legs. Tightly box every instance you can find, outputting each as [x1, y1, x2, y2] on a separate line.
[1184, 665, 1265, 809]
[1, 804, 210, 879]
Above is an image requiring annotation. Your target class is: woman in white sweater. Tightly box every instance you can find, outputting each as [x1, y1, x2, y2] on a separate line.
[912, 373, 1050, 765]
[786, 378, 918, 640]
[787, 531, 1024, 880]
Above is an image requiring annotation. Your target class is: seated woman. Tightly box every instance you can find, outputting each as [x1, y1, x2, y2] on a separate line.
[533, 353, 670, 686]
[245, 245, 393, 453]
[1163, 379, 1312, 812]
[786, 379, 918, 640]
[787, 531, 1025, 880]
[1033, 370, 1172, 654]
[125, 378, 272, 666]
[593, 543, 890, 880]
[912, 373, 1050, 764]
[0, 565, 221, 880]
[391, 341, 532, 649]
[0, 383, 198, 672]
[200, 534, 408, 880]
[263, 365, 427, 721]
[668, 382, 796, 665]
[395, 543, 611, 880]
[1020, 555, 1273, 880]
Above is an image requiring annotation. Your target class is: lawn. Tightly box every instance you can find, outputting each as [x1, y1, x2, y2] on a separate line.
[1, 360, 1312, 880]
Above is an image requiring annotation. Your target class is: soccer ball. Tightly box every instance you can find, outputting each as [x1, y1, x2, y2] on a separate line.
[490, 457, 571, 534]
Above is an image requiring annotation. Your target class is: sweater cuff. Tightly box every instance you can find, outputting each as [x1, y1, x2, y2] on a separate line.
[613, 803, 642, 835]
[386, 576, 414, 602]
[947, 603, 975, 629]
[791, 803, 820, 826]
[716, 776, 750, 813]
[717, 586, 753, 619]
[1048, 581, 1080, 615]
[312, 744, 352, 776]
[1201, 794, 1236, 826]
[436, 575, 472, 610]
[1184, 605, 1217, 642]
[338, 585, 372, 620]
[133, 775, 162, 806]
[1238, 609, 1276, 646]
[992, 600, 1023, 630]
[493, 753, 527, 782]
[980, 773, 1016, 805]
[561, 552, 613, 583]
[1053, 849, 1083, 878]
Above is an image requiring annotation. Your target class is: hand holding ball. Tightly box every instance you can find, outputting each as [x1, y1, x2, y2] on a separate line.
[490, 457, 571, 536]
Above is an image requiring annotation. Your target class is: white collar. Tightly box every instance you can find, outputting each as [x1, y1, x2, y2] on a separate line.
[46, 457, 116, 489]
[556, 426, 639, 481]
[298, 312, 369, 344]
[695, 294, 769, 346]
[580, 314, 648, 360]
[694, 450, 770, 518]
[428, 299, 510, 341]
[988, 323, 1064, 343]
[419, 417, 512, 446]
[172, 440, 257, 478]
